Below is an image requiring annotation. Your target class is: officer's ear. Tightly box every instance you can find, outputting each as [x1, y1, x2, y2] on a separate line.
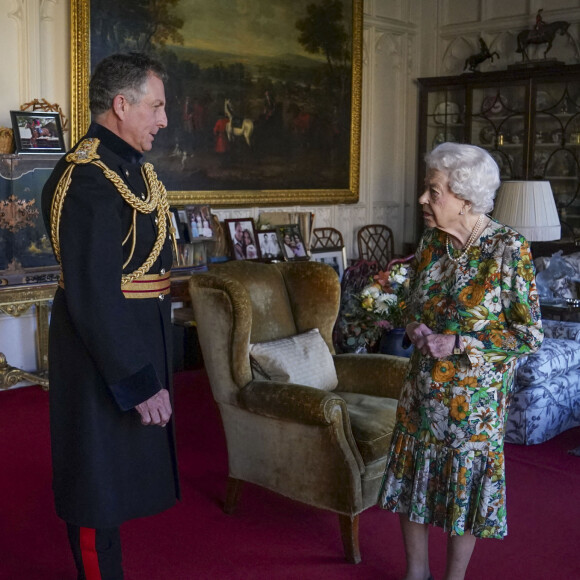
[112, 94, 129, 119]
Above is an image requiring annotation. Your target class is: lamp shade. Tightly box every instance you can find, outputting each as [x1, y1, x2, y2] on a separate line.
[492, 181, 561, 241]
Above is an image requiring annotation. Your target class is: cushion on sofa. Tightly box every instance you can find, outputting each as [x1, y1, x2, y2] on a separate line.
[516, 337, 580, 389]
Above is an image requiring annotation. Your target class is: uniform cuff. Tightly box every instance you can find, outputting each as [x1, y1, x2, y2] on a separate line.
[109, 364, 162, 411]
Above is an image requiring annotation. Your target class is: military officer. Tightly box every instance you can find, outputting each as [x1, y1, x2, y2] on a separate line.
[42, 52, 180, 580]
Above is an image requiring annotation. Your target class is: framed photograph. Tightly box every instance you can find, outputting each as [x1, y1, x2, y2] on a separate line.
[184, 205, 215, 240]
[10, 111, 66, 154]
[225, 218, 261, 261]
[70, 0, 362, 207]
[257, 229, 284, 261]
[174, 209, 192, 243]
[311, 246, 347, 281]
[277, 224, 307, 261]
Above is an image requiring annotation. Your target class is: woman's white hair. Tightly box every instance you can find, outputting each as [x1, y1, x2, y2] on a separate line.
[425, 143, 500, 214]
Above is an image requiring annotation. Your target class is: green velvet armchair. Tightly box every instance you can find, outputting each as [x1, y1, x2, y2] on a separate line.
[188, 260, 407, 563]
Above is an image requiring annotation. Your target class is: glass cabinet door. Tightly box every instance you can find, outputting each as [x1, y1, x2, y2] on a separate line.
[425, 89, 466, 151]
[532, 80, 580, 237]
[470, 83, 528, 180]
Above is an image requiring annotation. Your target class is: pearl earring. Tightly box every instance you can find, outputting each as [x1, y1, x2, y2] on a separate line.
[459, 208, 465, 215]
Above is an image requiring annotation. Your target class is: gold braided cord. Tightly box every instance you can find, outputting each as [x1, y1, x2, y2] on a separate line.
[94, 160, 159, 214]
[50, 163, 77, 265]
[122, 212, 135, 246]
[122, 210, 137, 269]
[49, 154, 176, 287]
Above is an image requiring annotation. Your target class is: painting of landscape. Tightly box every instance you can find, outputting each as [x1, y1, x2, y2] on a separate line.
[80, 0, 361, 205]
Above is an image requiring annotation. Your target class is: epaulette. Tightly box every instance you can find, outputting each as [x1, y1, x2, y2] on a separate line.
[65, 138, 101, 164]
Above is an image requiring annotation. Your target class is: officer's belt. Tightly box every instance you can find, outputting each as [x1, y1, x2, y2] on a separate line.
[58, 272, 171, 299]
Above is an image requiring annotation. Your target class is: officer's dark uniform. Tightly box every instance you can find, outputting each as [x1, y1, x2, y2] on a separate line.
[42, 122, 179, 578]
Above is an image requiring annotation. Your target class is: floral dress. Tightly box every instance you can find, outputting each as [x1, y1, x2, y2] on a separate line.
[378, 218, 543, 538]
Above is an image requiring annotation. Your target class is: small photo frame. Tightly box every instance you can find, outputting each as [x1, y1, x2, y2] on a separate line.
[276, 224, 307, 260]
[172, 208, 192, 243]
[10, 110, 66, 153]
[185, 205, 214, 240]
[225, 218, 261, 261]
[310, 246, 347, 281]
[257, 229, 284, 261]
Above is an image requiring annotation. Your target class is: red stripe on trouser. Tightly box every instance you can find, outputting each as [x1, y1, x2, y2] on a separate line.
[79, 527, 102, 580]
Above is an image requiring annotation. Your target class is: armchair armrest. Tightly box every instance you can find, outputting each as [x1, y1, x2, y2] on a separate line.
[240, 380, 348, 426]
[333, 353, 408, 399]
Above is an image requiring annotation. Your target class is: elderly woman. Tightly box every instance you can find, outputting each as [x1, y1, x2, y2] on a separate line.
[379, 143, 543, 580]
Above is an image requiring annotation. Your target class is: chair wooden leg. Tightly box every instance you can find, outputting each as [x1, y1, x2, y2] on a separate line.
[224, 477, 243, 515]
[338, 513, 361, 564]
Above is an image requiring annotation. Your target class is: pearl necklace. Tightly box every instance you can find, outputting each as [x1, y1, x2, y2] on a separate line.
[446, 213, 485, 263]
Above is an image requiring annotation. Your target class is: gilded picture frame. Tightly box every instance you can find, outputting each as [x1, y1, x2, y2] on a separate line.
[70, 0, 362, 207]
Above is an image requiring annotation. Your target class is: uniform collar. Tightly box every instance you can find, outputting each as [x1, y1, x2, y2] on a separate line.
[86, 122, 144, 165]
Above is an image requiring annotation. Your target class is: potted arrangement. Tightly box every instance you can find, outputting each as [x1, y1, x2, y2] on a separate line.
[336, 258, 414, 355]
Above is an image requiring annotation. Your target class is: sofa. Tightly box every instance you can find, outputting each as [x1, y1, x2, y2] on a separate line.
[505, 319, 580, 445]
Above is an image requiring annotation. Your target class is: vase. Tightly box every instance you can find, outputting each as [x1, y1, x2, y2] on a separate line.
[379, 328, 413, 358]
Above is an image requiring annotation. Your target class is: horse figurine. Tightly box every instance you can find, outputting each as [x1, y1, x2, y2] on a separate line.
[516, 20, 570, 61]
[224, 98, 254, 148]
[464, 38, 500, 72]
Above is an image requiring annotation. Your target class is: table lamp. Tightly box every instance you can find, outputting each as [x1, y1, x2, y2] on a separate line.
[492, 180, 561, 241]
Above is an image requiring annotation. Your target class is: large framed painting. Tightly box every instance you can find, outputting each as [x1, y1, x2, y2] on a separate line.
[70, 0, 362, 207]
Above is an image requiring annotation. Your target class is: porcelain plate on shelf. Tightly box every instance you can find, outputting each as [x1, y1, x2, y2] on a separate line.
[433, 101, 460, 124]
[536, 90, 553, 111]
[481, 94, 508, 116]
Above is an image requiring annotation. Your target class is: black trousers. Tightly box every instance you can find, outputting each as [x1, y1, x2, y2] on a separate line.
[66, 523, 123, 580]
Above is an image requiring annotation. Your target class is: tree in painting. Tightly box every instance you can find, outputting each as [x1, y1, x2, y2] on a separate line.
[91, 0, 184, 63]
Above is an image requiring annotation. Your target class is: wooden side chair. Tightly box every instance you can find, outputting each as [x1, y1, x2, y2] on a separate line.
[356, 224, 394, 271]
[310, 227, 345, 250]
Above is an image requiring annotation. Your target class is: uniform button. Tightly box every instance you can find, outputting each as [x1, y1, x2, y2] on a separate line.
[155, 217, 158, 224]
[141, 193, 146, 200]
[125, 170, 130, 177]
[159, 294, 165, 301]
[160, 268, 166, 275]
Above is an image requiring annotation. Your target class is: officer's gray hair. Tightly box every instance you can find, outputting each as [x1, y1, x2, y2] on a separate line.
[425, 142, 500, 214]
[89, 52, 168, 117]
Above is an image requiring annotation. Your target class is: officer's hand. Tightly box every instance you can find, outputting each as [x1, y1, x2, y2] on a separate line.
[135, 389, 172, 427]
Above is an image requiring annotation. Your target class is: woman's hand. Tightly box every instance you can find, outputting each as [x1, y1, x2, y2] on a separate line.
[405, 322, 456, 358]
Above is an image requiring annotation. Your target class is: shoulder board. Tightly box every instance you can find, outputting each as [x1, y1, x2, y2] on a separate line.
[65, 138, 101, 164]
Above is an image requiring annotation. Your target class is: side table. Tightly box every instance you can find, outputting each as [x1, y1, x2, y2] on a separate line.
[0, 282, 56, 390]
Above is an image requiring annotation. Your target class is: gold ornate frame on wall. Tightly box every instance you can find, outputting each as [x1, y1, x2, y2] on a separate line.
[69, 0, 361, 207]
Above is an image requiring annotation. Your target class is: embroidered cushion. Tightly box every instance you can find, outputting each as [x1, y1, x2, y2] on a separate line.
[249, 328, 338, 391]
[516, 337, 580, 389]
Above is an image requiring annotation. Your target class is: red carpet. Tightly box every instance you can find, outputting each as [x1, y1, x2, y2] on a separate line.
[1, 370, 579, 579]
